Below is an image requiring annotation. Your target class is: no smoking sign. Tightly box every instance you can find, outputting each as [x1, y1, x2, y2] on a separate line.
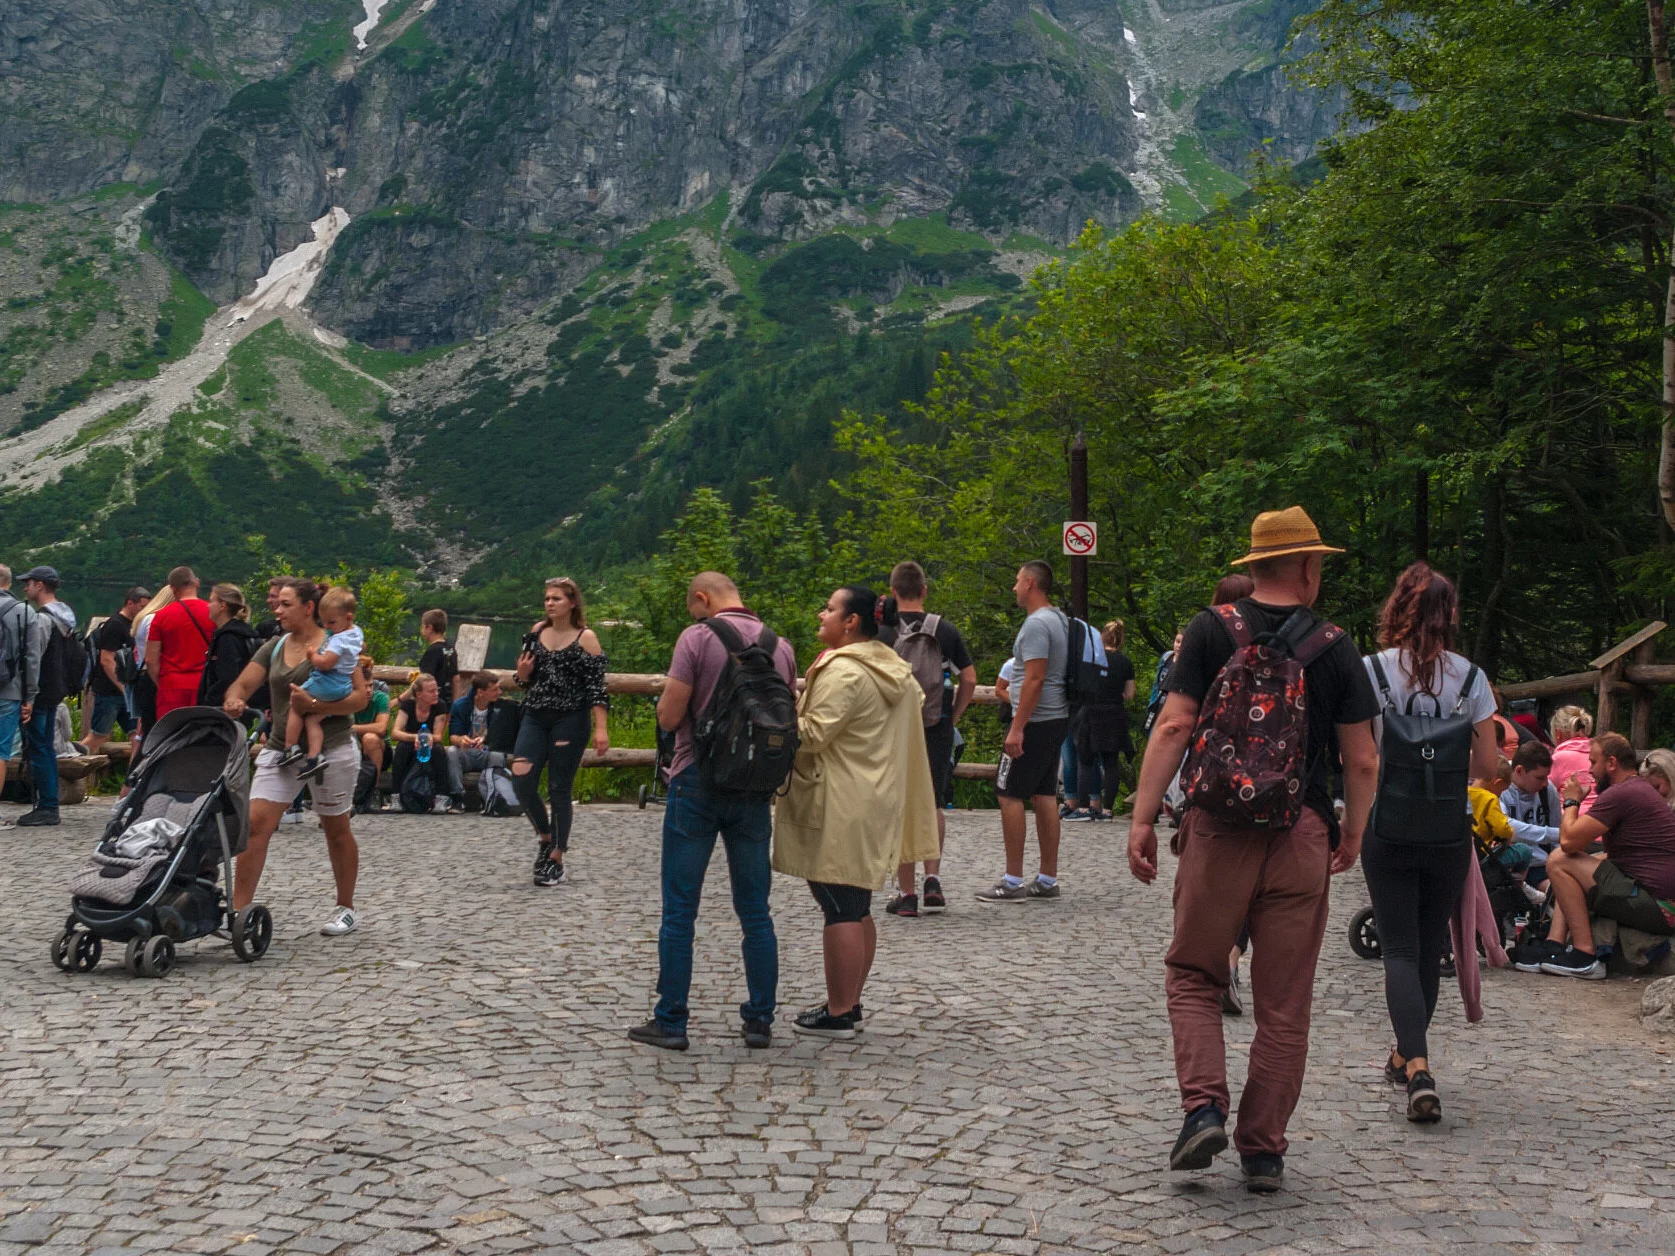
[1062, 520, 1098, 557]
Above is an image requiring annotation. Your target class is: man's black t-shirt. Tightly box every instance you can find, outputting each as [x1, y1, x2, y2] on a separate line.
[878, 611, 974, 722]
[1164, 598, 1379, 822]
[420, 641, 458, 697]
[91, 613, 133, 697]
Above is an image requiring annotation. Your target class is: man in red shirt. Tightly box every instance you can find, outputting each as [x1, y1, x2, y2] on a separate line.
[145, 566, 214, 718]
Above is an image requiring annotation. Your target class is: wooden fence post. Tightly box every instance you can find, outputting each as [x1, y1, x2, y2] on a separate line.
[1632, 639, 1658, 749]
[1597, 660, 1623, 734]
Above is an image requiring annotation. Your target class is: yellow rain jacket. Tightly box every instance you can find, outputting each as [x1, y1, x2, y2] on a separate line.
[773, 638, 941, 888]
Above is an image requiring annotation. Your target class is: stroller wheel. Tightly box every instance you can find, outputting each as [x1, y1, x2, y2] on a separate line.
[141, 934, 175, 979]
[231, 905, 273, 962]
[124, 937, 143, 976]
[74, 932, 101, 972]
[637, 785, 649, 810]
[1349, 905, 1381, 960]
[50, 931, 75, 972]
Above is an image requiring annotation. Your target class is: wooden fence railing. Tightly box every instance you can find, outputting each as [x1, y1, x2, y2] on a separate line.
[1497, 621, 1670, 748]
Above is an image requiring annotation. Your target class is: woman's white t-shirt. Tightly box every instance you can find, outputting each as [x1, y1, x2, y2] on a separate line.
[1362, 648, 1496, 741]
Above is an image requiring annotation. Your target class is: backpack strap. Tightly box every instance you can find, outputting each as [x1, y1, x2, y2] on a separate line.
[1291, 619, 1345, 667]
[1210, 603, 1252, 649]
[921, 612, 941, 640]
[1368, 651, 1396, 711]
[1454, 664, 1480, 717]
[700, 614, 747, 655]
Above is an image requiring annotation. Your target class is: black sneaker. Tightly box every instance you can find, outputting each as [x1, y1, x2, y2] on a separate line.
[1026, 876, 1062, 900]
[533, 857, 564, 887]
[275, 744, 305, 768]
[1241, 1153, 1284, 1194]
[741, 1020, 772, 1049]
[885, 892, 919, 918]
[1540, 945, 1605, 980]
[531, 838, 553, 874]
[792, 1004, 857, 1039]
[1168, 1103, 1227, 1171]
[16, 808, 60, 827]
[296, 755, 327, 782]
[1439, 953, 1456, 979]
[921, 876, 946, 914]
[627, 1019, 689, 1051]
[1384, 1052, 1407, 1085]
[1406, 1070, 1442, 1123]
[1513, 938, 1561, 974]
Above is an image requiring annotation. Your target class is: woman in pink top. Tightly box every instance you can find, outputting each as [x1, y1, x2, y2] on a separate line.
[1548, 705, 1596, 814]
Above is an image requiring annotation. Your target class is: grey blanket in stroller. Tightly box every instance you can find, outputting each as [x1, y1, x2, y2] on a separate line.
[68, 806, 196, 906]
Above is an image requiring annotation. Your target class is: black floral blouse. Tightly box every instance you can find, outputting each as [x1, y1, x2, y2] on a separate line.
[525, 639, 609, 712]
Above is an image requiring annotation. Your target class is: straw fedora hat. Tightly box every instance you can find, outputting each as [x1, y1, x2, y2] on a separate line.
[1230, 506, 1345, 566]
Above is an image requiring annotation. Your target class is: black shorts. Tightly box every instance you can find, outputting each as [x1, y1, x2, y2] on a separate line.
[996, 717, 1069, 800]
[924, 718, 956, 805]
[809, 881, 872, 926]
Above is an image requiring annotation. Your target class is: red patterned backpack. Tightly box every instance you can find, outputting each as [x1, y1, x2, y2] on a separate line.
[1180, 604, 1345, 830]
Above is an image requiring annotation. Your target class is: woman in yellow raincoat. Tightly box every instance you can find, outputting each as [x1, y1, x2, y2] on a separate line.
[775, 585, 940, 1038]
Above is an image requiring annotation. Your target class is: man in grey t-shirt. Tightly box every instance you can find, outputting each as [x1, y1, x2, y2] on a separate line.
[977, 560, 1072, 904]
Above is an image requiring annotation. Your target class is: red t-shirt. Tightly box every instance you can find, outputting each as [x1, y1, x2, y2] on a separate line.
[150, 598, 214, 687]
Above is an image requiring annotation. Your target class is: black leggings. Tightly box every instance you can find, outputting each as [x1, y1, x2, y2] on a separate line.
[1074, 748, 1123, 811]
[1361, 834, 1473, 1061]
[512, 706, 590, 851]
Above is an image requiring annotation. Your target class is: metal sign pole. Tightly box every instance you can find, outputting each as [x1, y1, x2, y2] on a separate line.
[1070, 433, 1088, 622]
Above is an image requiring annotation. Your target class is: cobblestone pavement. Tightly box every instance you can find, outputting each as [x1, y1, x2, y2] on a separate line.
[4, 804, 1675, 1255]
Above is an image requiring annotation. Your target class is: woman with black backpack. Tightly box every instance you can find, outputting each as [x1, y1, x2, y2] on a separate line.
[1361, 563, 1499, 1123]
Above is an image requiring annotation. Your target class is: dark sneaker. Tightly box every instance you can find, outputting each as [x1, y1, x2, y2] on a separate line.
[275, 744, 305, 768]
[1439, 953, 1456, 980]
[921, 876, 946, 914]
[1169, 1103, 1228, 1171]
[792, 1005, 857, 1039]
[975, 878, 1030, 904]
[1406, 1070, 1441, 1123]
[800, 1001, 862, 1032]
[627, 1019, 689, 1052]
[1540, 946, 1605, 980]
[885, 892, 919, 918]
[1241, 1153, 1285, 1194]
[1061, 809, 1093, 822]
[533, 857, 564, 888]
[16, 808, 60, 827]
[532, 838, 553, 874]
[1384, 1052, 1407, 1085]
[1086, 810, 1111, 822]
[1513, 938, 1561, 974]
[296, 755, 327, 782]
[1220, 966, 1244, 1017]
[741, 1020, 772, 1049]
[1026, 876, 1061, 900]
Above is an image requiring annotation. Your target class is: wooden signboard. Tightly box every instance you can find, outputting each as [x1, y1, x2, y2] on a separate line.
[455, 623, 492, 674]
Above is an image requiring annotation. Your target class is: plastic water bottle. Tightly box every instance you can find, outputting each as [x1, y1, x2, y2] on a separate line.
[417, 728, 432, 763]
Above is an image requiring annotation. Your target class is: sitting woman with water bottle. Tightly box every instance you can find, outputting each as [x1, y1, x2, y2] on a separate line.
[390, 672, 456, 814]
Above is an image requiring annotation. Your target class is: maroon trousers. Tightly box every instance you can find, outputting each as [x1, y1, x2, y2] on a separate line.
[1165, 806, 1332, 1157]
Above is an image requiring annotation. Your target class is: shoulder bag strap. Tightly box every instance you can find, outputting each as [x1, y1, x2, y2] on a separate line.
[1454, 664, 1481, 716]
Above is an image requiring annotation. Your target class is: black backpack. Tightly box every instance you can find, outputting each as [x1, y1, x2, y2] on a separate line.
[1368, 654, 1479, 846]
[38, 616, 88, 708]
[692, 617, 799, 798]
[399, 760, 437, 814]
[1060, 610, 1110, 707]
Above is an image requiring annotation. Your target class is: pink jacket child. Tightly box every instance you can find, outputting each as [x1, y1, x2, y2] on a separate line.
[1551, 736, 1597, 814]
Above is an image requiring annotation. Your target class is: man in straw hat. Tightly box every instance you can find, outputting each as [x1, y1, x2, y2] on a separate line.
[1127, 507, 1380, 1193]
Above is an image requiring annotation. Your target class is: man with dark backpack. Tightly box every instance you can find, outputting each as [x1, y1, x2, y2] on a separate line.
[18, 565, 81, 827]
[1127, 508, 1380, 1194]
[628, 571, 797, 1053]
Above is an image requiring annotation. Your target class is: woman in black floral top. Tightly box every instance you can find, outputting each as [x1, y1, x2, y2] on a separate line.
[513, 577, 610, 886]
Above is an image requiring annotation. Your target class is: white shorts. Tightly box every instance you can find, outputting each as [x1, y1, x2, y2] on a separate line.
[250, 742, 358, 818]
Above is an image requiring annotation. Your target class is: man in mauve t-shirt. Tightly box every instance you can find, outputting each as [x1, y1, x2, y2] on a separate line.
[1538, 733, 1675, 979]
[145, 565, 214, 719]
[627, 571, 796, 1054]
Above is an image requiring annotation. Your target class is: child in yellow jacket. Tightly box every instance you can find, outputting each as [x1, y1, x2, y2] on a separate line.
[1472, 758, 1536, 880]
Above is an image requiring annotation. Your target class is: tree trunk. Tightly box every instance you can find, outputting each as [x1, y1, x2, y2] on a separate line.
[1647, 2, 1675, 528]
[1414, 466, 1429, 563]
[1474, 480, 1506, 677]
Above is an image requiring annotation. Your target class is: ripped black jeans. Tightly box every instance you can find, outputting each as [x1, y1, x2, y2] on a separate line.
[512, 706, 591, 852]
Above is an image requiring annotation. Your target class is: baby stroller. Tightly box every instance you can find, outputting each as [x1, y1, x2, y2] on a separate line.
[52, 707, 269, 979]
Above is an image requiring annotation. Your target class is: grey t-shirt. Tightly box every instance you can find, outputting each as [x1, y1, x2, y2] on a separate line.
[1013, 607, 1069, 723]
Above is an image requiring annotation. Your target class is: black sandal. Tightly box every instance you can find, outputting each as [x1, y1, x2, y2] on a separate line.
[1406, 1070, 1441, 1123]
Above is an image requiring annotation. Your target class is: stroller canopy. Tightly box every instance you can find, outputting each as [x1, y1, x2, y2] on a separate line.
[132, 707, 252, 852]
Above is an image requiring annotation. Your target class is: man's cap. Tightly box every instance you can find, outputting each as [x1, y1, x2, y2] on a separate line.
[1230, 507, 1344, 566]
[19, 565, 60, 585]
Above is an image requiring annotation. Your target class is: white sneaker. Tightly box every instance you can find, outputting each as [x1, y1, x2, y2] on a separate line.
[1521, 882, 1547, 905]
[320, 905, 358, 936]
[279, 809, 305, 826]
[431, 796, 450, 815]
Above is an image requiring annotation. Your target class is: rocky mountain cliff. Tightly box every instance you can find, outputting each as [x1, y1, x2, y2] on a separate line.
[0, 0, 1343, 595]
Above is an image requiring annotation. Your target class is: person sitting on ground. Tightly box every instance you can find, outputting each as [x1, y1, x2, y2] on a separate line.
[1531, 733, 1675, 979]
[446, 671, 515, 808]
[1548, 705, 1597, 812]
[1472, 758, 1539, 892]
[775, 585, 939, 1038]
[277, 587, 363, 783]
[418, 608, 462, 702]
[1641, 748, 1675, 809]
[1501, 740, 1562, 881]
[390, 671, 454, 814]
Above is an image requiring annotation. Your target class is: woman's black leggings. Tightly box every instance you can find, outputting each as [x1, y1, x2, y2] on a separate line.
[1361, 833, 1473, 1061]
[1074, 749, 1123, 811]
[512, 706, 590, 851]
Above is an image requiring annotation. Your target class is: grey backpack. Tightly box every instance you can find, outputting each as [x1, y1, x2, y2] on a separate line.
[892, 613, 947, 727]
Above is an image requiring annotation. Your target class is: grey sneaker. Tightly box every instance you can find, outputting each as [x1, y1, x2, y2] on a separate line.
[975, 878, 1031, 904]
[1026, 876, 1061, 900]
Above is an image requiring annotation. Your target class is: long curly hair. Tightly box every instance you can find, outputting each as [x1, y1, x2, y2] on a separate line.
[1377, 561, 1458, 694]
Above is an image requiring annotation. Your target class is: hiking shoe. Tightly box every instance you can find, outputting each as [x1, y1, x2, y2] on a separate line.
[16, 808, 60, 827]
[741, 1020, 773, 1049]
[1540, 945, 1605, 980]
[297, 756, 327, 782]
[1220, 966, 1244, 1017]
[320, 905, 358, 936]
[975, 879, 1030, 904]
[1027, 876, 1061, 900]
[1513, 938, 1562, 973]
[1384, 1052, 1407, 1085]
[1168, 1104, 1227, 1171]
[627, 1019, 689, 1051]
[275, 744, 305, 768]
[1242, 1153, 1284, 1193]
[921, 876, 946, 914]
[885, 892, 919, 918]
[1406, 1070, 1442, 1123]
[793, 1005, 857, 1039]
[533, 857, 565, 887]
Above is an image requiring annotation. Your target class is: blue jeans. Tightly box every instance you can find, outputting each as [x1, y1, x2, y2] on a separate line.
[1061, 736, 1100, 803]
[25, 703, 57, 810]
[654, 767, 778, 1031]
